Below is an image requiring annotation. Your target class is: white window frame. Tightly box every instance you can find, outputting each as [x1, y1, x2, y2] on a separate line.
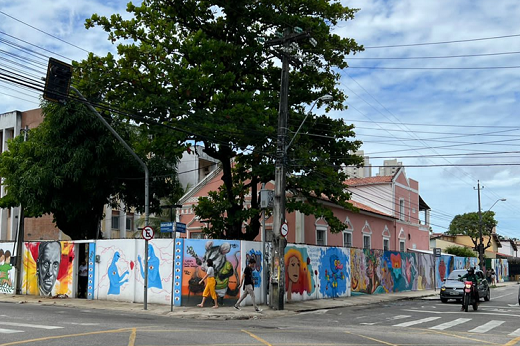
[399, 240, 405, 252]
[399, 199, 405, 221]
[383, 238, 390, 251]
[111, 216, 120, 230]
[343, 231, 352, 248]
[363, 234, 371, 249]
[316, 228, 327, 246]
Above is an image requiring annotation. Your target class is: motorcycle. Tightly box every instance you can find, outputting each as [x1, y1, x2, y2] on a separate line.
[462, 281, 478, 312]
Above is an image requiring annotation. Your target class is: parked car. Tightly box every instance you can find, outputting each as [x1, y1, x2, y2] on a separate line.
[440, 269, 490, 303]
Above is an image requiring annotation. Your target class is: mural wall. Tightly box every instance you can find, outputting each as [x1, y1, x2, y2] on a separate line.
[0, 242, 15, 294]
[491, 258, 509, 282]
[284, 245, 350, 301]
[181, 239, 241, 306]
[95, 239, 174, 304]
[241, 241, 265, 305]
[351, 249, 435, 294]
[22, 241, 75, 297]
[435, 255, 479, 288]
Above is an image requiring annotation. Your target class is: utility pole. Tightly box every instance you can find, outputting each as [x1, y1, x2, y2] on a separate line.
[475, 180, 484, 270]
[265, 28, 312, 310]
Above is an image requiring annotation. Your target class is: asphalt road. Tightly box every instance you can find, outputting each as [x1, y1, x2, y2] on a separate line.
[0, 284, 519, 346]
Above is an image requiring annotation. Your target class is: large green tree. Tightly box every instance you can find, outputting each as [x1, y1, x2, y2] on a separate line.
[77, 0, 364, 240]
[447, 211, 498, 252]
[0, 100, 183, 240]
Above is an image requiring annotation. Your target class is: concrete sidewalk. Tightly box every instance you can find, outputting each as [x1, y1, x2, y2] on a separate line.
[0, 282, 515, 320]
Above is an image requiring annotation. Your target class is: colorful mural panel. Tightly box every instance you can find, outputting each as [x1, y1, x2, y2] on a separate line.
[240, 241, 265, 305]
[284, 245, 350, 301]
[134, 239, 174, 304]
[96, 240, 136, 301]
[0, 242, 15, 294]
[351, 249, 388, 294]
[23, 241, 75, 297]
[182, 239, 241, 306]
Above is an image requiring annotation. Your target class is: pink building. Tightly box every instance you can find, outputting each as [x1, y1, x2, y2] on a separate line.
[176, 166, 431, 251]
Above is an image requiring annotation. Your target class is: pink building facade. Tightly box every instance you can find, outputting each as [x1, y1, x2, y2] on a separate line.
[176, 166, 431, 252]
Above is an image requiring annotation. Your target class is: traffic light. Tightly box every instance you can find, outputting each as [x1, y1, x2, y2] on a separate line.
[43, 58, 72, 103]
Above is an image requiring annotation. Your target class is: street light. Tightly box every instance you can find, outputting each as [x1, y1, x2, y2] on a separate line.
[286, 94, 333, 149]
[477, 186, 506, 270]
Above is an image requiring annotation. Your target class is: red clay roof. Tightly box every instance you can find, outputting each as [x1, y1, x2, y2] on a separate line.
[344, 175, 393, 187]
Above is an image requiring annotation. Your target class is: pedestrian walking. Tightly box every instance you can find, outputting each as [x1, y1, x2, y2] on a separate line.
[197, 259, 218, 309]
[491, 269, 496, 286]
[234, 258, 262, 312]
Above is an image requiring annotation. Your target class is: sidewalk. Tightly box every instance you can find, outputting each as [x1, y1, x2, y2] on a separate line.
[0, 282, 515, 320]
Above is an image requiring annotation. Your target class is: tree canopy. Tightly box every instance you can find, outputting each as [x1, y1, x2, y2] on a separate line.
[443, 245, 477, 258]
[447, 211, 498, 252]
[77, 0, 364, 240]
[0, 100, 183, 240]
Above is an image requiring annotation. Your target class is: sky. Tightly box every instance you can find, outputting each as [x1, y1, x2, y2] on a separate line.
[0, 1, 519, 240]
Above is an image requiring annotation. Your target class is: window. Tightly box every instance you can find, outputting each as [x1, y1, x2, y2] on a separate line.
[399, 240, 405, 252]
[126, 217, 133, 231]
[383, 238, 390, 251]
[343, 232, 352, 248]
[317, 229, 326, 246]
[190, 232, 204, 239]
[111, 216, 119, 229]
[399, 199, 405, 221]
[363, 235, 371, 249]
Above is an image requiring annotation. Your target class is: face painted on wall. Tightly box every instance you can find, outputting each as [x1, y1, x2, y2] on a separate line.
[37, 242, 61, 296]
[287, 256, 300, 283]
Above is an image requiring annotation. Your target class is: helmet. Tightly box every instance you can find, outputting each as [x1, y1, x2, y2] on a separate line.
[468, 267, 474, 274]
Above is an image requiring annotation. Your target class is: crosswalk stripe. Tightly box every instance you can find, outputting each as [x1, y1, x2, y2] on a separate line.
[389, 315, 411, 321]
[0, 322, 62, 330]
[510, 328, 520, 337]
[429, 318, 471, 330]
[393, 317, 441, 327]
[468, 320, 505, 333]
[0, 328, 24, 334]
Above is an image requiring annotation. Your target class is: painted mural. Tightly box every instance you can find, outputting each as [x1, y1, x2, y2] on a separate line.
[491, 258, 509, 282]
[435, 255, 479, 288]
[22, 241, 75, 297]
[0, 243, 15, 294]
[284, 245, 350, 301]
[239, 241, 265, 305]
[182, 239, 241, 306]
[351, 249, 435, 294]
[134, 239, 174, 304]
[95, 239, 174, 304]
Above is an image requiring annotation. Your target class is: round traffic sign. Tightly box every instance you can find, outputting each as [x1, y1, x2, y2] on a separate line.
[142, 226, 155, 240]
[281, 222, 288, 238]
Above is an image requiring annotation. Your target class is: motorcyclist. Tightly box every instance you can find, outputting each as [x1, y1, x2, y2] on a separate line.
[458, 267, 480, 310]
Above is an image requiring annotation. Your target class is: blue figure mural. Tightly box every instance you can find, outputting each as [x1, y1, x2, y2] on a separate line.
[246, 249, 262, 288]
[108, 252, 129, 295]
[319, 248, 348, 298]
[138, 243, 162, 289]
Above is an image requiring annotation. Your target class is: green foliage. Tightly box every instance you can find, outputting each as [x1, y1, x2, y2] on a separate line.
[78, 0, 364, 240]
[447, 211, 498, 251]
[444, 245, 477, 258]
[0, 100, 183, 240]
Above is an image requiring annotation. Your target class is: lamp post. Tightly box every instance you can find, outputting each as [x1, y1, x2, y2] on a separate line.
[270, 94, 333, 310]
[476, 180, 505, 271]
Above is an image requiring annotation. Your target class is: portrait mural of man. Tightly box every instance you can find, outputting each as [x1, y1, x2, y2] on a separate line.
[23, 241, 75, 297]
[37, 242, 61, 296]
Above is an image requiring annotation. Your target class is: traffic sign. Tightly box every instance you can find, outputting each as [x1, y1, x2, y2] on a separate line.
[142, 226, 155, 240]
[281, 222, 288, 238]
[160, 222, 174, 233]
[175, 222, 187, 233]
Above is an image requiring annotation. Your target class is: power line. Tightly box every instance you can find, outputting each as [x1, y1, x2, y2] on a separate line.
[363, 33, 520, 49]
[347, 51, 520, 60]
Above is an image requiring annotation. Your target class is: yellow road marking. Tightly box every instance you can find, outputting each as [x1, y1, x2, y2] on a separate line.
[504, 336, 520, 346]
[0, 328, 133, 346]
[241, 329, 272, 346]
[345, 331, 399, 346]
[128, 328, 136, 346]
[424, 329, 499, 345]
